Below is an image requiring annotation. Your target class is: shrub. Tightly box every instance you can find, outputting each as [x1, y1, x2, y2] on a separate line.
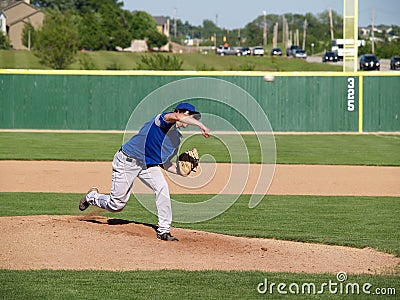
[78, 53, 98, 70]
[0, 31, 10, 49]
[136, 53, 183, 70]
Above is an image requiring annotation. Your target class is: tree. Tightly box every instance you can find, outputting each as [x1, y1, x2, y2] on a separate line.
[31, 0, 76, 11]
[0, 31, 10, 49]
[35, 9, 79, 69]
[130, 11, 158, 40]
[22, 22, 37, 49]
[147, 30, 168, 50]
[244, 20, 263, 46]
[98, 3, 132, 50]
[130, 11, 168, 50]
[77, 11, 108, 50]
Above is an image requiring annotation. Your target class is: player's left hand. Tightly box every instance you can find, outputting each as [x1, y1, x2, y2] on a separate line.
[177, 148, 199, 176]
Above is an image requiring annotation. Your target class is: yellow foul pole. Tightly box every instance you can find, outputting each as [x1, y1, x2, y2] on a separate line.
[343, 0, 358, 72]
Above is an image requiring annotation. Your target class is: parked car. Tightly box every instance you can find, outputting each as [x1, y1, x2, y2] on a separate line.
[252, 46, 265, 56]
[359, 54, 380, 71]
[286, 45, 300, 56]
[216, 45, 237, 56]
[271, 48, 282, 56]
[294, 50, 307, 59]
[390, 56, 400, 70]
[322, 51, 338, 62]
[236, 47, 251, 56]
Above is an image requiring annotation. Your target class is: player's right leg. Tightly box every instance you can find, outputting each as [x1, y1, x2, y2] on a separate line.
[79, 150, 142, 212]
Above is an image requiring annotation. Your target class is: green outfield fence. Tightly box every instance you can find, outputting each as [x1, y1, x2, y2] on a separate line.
[0, 70, 398, 132]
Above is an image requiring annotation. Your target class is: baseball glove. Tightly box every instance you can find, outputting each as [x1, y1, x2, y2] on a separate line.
[177, 148, 199, 177]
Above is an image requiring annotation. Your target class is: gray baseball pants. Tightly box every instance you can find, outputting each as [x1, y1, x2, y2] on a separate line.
[86, 150, 172, 234]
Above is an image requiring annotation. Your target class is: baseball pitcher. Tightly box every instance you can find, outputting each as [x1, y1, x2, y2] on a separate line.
[79, 102, 210, 241]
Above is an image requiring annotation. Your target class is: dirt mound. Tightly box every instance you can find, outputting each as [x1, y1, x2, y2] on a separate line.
[1, 215, 398, 274]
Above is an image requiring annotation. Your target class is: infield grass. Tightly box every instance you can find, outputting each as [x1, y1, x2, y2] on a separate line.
[0, 132, 399, 165]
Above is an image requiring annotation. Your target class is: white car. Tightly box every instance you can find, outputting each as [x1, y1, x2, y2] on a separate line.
[252, 46, 265, 56]
[294, 50, 307, 59]
[215, 45, 237, 56]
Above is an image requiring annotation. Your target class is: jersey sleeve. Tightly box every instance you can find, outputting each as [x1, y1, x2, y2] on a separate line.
[155, 112, 173, 131]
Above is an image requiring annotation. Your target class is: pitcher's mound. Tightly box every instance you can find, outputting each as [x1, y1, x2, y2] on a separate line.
[1, 215, 399, 274]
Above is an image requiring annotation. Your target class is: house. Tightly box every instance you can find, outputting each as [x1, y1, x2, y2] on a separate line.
[153, 15, 169, 51]
[0, 0, 44, 49]
[154, 16, 170, 38]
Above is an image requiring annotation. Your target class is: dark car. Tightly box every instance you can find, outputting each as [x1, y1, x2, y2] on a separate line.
[322, 51, 338, 62]
[286, 45, 300, 56]
[271, 48, 282, 56]
[359, 54, 380, 71]
[236, 47, 251, 56]
[390, 56, 400, 70]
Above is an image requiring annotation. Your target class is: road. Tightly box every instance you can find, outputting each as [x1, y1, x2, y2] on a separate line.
[306, 56, 395, 72]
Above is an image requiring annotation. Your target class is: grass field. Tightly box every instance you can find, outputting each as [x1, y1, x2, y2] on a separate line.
[0, 132, 399, 165]
[1, 269, 399, 300]
[0, 50, 343, 72]
[0, 192, 399, 299]
[1, 132, 399, 299]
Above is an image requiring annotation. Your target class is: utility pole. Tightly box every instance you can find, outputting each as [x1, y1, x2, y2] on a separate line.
[273, 22, 278, 48]
[286, 24, 289, 48]
[371, 8, 375, 54]
[302, 19, 307, 50]
[173, 8, 177, 38]
[329, 7, 334, 40]
[282, 17, 286, 48]
[296, 28, 299, 45]
[263, 11, 267, 47]
[213, 33, 217, 49]
[215, 14, 218, 27]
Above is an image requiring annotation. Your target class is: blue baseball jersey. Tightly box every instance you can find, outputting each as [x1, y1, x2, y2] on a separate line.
[121, 113, 182, 167]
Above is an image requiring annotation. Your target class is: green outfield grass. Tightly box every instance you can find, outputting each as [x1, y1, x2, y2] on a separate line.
[0, 50, 343, 72]
[1, 269, 399, 300]
[0, 132, 399, 165]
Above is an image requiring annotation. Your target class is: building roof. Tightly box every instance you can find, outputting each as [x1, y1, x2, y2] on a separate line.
[2, 0, 32, 12]
[154, 16, 168, 26]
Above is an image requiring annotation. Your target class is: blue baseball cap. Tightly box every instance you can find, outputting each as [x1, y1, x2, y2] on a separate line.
[175, 102, 201, 120]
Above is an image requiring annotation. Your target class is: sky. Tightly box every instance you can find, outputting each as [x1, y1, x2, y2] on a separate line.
[123, 0, 400, 29]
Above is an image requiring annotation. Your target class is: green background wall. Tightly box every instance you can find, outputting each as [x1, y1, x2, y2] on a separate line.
[0, 71, 398, 132]
[362, 76, 400, 132]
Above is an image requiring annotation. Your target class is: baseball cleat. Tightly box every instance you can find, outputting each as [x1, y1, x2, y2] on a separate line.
[79, 187, 99, 211]
[157, 232, 179, 241]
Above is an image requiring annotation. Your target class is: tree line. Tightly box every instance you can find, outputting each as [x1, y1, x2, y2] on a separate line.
[0, 0, 398, 69]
